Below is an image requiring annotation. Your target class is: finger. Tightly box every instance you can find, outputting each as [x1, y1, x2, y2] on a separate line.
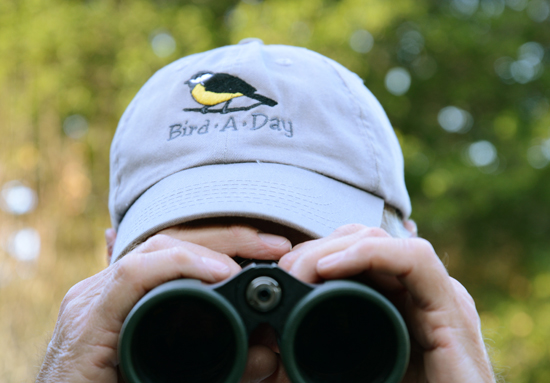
[59, 271, 108, 317]
[134, 234, 242, 274]
[279, 223, 372, 269]
[101, 245, 235, 325]
[316, 237, 453, 311]
[284, 226, 391, 283]
[358, 270, 406, 295]
[239, 345, 279, 383]
[158, 224, 291, 260]
[278, 239, 318, 270]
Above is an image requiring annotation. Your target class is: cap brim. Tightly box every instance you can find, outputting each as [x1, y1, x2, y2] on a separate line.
[111, 163, 384, 263]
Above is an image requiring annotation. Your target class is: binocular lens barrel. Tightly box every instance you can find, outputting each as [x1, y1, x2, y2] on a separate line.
[132, 297, 236, 382]
[119, 281, 248, 383]
[285, 294, 404, 382]
[120, 277, 408, 383]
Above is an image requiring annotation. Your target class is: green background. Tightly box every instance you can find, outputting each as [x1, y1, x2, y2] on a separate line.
[0, 0, 549, 381]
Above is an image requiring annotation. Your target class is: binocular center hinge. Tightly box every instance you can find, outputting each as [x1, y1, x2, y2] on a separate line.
[246, 276, 282, 312]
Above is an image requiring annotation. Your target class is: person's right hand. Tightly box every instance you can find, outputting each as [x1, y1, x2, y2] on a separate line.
[36, 224, 291, 383]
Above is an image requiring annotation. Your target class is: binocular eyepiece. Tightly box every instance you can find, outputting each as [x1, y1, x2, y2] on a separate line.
[119, 263, 410, 383]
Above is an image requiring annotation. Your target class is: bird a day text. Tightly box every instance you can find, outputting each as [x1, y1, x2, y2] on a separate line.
[167, 113, 294, 141]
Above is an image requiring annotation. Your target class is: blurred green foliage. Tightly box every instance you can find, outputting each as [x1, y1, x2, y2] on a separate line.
[0, 0, 549, 381]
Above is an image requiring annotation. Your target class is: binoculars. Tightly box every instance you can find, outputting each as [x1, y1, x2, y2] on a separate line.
[119, 262, 410, 383]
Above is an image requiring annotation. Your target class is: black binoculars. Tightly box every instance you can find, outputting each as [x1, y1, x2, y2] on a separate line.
[119, 262, 410, 383]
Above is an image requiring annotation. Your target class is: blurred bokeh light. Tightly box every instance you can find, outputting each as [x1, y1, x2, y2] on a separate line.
[63, 114, 89, 140]
[151, 32, 177, 58]
[469, 140, 498, 167]
[527, 0, 550, 22]
[438, 106, 473, 133]
[527, 140, 550, 168]
[0, 181, 37, 215]
[385, 67, 411, 96]
[349, 29, 374, 54]
[7, 228, 41, 262]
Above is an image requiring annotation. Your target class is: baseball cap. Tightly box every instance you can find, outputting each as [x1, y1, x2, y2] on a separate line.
[109, 38, 411, 264]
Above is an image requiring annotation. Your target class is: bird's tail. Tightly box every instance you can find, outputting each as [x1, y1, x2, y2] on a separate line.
[249, 93, 278, 107]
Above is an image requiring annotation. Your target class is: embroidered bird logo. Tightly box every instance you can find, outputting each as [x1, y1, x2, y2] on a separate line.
[184, 72, 277, 114]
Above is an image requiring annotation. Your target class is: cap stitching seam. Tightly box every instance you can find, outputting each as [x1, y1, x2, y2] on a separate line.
[112, 99, 139, 228]
[123, 196, 344, 239]
[222, 44, 247, 163]
[318, 57, 381, 192]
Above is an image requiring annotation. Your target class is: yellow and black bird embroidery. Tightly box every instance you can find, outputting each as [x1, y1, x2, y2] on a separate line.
[184, 72, 277, 114]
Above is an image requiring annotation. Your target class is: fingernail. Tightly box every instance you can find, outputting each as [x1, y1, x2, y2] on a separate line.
[202, 258, 230, 274]
[317, 252, 345, 269]
[258, 233, 290, 248]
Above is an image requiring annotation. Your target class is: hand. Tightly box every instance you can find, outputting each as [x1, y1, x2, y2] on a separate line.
[36, 224, 291, 383]
[278, 224, 495, 383]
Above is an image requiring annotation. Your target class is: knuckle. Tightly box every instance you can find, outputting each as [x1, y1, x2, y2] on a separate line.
[451, 278, 476, 305]
[278, 255, 292, 270]
[139, 234, 173, 251]
[354, 237, 377, 253]
[450, 278, 480, 324]
[166, 245, 195, 265]
[333, 223, 368, 236]
[60, 286, 79, 314]
[112, 257, 137, 283]
[409, 237, 436, 256]
[402, 238, 447, 272]
[63, 283, 81, 303]
[227, 224, 255, 241]
[361, 227, 388, 237]
[59, 277, 94, 318]
[289, 239, 317, 254]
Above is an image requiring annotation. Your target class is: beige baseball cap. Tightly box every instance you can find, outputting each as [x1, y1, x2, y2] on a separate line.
[109, 39, 411, 263]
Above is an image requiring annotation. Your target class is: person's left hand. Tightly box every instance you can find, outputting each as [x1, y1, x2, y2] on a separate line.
[278, 224, 495, 383]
